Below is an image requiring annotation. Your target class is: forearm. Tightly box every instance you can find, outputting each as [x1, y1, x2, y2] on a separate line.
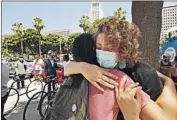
[64, 61, 84, 76]
[141, 100, 171, 120]
[155, 76, 177, 118]
[124, 116, 142, 120]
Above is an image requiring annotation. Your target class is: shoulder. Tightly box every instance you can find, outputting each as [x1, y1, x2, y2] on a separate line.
[39, 59, 44, 62]
[109, 69, 131, 80]
[133, 61, 163, 100]
[134, 61, 157, 77]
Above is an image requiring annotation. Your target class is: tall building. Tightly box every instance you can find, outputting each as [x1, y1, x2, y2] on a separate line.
[161, 5, 177, 39]
[89, 1, 104, 23]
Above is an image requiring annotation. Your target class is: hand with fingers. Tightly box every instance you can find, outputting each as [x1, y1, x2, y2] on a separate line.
[115, 78, 142, 120]
[81, 63, 119, 91]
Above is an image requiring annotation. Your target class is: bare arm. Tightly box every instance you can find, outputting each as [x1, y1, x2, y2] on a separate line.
[64, 61, 119, 91]
[115, 74, 175, 120]
[64, 61, 84, 76]
[140, 72, 177, 120]
[140, 100, 170, 120]
[156, 71, 177, 119]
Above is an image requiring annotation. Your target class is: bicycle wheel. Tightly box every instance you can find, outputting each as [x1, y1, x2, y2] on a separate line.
[23, 91, 47, 120]
[4, 88, 20, 116]
[26, 80, 43, 99]
[38, 91, 56, 118]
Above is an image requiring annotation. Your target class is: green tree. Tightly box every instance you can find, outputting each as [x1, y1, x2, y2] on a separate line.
[114, 8, 126, 20]
[164, 34, 169, 40]
[11, 22, 24, 55]
[23, 28, 41, 55]
[79, 16, 91, 33]
[43, 34, 65, 54]
[159, 40, 165, 48]
[88, 17, 109, 33]
[65, 33, 81, 53]
[3, 34, 21, 54]
[33, 17, 45, 55]
[132, 1, 163, 68]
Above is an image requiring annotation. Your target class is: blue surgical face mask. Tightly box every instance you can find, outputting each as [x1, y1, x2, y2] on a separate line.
[96, 49, 117, 68]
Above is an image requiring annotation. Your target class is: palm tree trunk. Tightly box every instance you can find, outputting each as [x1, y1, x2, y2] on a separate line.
[39, 39, 41, 56]
[6, 41, 8, 52]
[21, 40, 23, 56]
[132, 1, 163, 68]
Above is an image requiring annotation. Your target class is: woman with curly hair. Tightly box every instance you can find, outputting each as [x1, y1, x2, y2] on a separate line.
[63, 16, 176, 120]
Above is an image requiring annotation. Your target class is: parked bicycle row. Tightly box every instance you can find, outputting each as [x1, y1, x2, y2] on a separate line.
[3, 74, 63, 120]
[2, 51, 68, 120]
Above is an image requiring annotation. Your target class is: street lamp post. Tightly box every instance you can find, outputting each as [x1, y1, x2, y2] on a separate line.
[39, 39, 41, 56]
[21, 39, 23, 57]
[59, 39, 62, 61]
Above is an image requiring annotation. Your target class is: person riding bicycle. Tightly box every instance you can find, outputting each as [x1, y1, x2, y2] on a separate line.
[44, 50, 59, 92]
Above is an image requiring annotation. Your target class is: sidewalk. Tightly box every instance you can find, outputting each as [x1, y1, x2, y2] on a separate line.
[4, 79, 43, 120]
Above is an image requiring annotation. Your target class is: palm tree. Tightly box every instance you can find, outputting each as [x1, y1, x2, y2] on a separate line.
[114, 8, 126, 20]
[79, 16, 91, 33]
[132, 1, 163, 68]
[33, 17, 45, 55]
[11, 22, 24, 56]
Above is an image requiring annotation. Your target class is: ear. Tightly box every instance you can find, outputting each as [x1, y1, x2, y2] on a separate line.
[115, 53, 120, 62]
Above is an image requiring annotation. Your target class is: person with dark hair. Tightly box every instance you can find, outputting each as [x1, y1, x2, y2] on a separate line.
[160, 54, 172, 77]
[62, 54, 70, 69]
[44, 50, 58, 92]
[63, 54, 70, 62]
[44, 33, 98, 120]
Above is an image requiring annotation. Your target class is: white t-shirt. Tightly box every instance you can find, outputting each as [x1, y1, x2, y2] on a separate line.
[34, 64, 42, 75]
[63, 61, 70, 76]
[32, 59, 44, 67]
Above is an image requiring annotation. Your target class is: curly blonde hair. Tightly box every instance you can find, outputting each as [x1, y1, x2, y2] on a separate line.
[97, 16, 141, 63]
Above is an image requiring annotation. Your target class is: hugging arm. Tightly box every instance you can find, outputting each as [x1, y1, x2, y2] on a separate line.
[155, 71, 177, 119]
[135, 72, 176, 120]
[136, 73, 177, 120]
[64, 61, 118, 91]
[116, 73, 176, 120]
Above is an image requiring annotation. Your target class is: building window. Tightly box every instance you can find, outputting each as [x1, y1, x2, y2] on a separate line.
[92, 3, 99, 7]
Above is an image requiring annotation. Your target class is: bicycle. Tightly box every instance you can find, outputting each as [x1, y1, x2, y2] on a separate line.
[23, 75, 58, 120]
[4, 74, 32, 116]
[26, 75, 44, 99]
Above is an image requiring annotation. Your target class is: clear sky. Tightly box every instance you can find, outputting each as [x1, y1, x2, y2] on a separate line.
[2, 2, 177, 35]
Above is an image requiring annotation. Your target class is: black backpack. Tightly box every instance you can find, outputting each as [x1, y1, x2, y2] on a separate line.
[44, 75, 89, 120]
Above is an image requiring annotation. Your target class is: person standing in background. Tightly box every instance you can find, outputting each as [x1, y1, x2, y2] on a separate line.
[44, 50, 59, 92]
[1, 63, 9, 120]
[32, 55, 44, 78]
[15, 56, 27, 89]
[62, 54, 70, 68]
[160, 55, 172, 77]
